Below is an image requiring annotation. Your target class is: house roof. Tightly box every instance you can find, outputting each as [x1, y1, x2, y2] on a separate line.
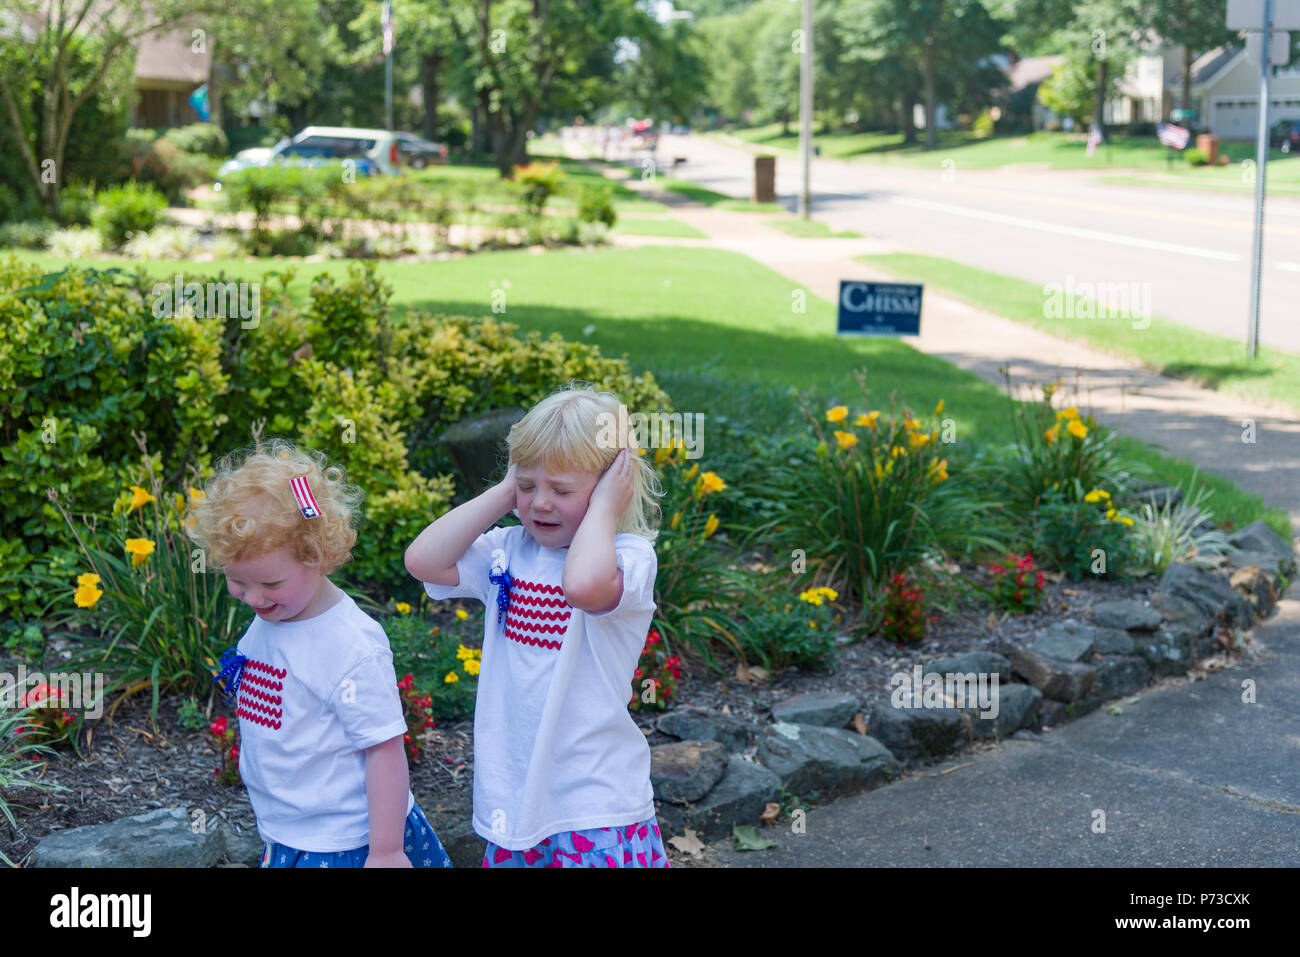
[1004, 55, 1064, 93]
[134, 26, 209, 85]
[1192, 46, 1242, 88]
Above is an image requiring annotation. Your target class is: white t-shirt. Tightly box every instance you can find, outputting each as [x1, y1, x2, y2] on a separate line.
[232, 589, 413, 852]
[424, 524, 658, 850]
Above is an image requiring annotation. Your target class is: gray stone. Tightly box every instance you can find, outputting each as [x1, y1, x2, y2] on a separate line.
[31, 807, 225, 868]
[1093, 600, 1162, 632]
[1149, 591, 1212, 641]
[868, 705, 967, 761]
[1227, 520, 1297, 576]
[653, 756, 782, 844]
[440, 406, 526, 498]
[1132, 628, 1194, 678]
[770, 692, 860, 729]
[1002, 644, 1097, 703]
[1159, 562, 1254, 628]
[656, 707, 753, 752]
[922, 651, 1012, 685]
[650, 740, 728, 804]
[1225, 549, 1284, 579]
[1031, 620, 1097, 662]
[220, 824, 265, 866]
[1128, 483, 1183, 510]
[1229, 563, 1280, 619]
[758, 723, 900, 797]
[1090, 628, 1135, 655]
[1092, 656, 1152, 698]
[962, 683, 1043, 739]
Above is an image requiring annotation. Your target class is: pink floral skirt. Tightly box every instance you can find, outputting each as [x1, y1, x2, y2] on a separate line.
[482, 815, 671, 868]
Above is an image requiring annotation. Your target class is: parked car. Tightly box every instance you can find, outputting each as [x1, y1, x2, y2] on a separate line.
[395, 132, 449, 168]
[1270, 119, 1300, 153]
[216, 126, 424, 184]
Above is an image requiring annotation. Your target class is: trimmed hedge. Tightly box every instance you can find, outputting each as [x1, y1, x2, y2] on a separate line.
[0, 258, 671, 624]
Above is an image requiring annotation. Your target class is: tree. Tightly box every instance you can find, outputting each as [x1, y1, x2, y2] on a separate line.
[1144, 0, 1237, 118]
[615, 13, 709, 123]
[0, 0, 226, 217]
[206, 0, 326, 128]
[1049, 0, 1152, 143]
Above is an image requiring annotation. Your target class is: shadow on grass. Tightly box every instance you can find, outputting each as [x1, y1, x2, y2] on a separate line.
[1159, 361, 1277, 390]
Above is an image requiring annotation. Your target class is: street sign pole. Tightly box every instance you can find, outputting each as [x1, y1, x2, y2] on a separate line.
[1246, 0, 1272, 359]
[798, 0, 813, 219]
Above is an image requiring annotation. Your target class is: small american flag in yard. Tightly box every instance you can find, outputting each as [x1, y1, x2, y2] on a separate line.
[1157, 122, 1190, 150]
[1086, 126, 1102, 158]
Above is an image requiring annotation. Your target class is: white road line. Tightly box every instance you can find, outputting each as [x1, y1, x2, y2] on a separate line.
[887, 194, 1243, 263]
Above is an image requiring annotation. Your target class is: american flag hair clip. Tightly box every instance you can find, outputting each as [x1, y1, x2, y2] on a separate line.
[290, 476, 320, 519]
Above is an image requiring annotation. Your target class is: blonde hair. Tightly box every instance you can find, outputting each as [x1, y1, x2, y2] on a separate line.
[506, 382, 663, 543]
[185, 437, 363, 574]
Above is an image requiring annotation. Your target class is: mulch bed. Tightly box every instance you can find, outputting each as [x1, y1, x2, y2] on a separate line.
[4, 559, 1243, 869]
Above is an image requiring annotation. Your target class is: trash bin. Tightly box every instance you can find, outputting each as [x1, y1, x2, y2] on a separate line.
[754, 155, 776, 204]
[1195, 133, 1219, 166]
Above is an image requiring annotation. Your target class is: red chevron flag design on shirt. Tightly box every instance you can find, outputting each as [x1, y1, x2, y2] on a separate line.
[504, 578, 571, 650]
[237, 658, 285, 731]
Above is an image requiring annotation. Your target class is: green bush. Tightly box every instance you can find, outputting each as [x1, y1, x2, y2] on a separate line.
[1186, 148, 1210, 166]
[384, 600, 479, 720]
[0, 259, 672, 620]
[57, 181, 97, 227]
[1029, 486, 1137, 580]
[0, 220, 54, 250]
[92, 181, 168, 248]
[577, 183, 617, 228]
[736, 586, 839, 671]
[162, 123, 229, 158]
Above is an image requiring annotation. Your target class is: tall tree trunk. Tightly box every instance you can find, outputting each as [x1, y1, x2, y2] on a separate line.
[922, 44, 937, 151]
[1182, 45, 1193, 117]
[1092, 57, 1108, 143]
[420, 50, 441, 140]
[902, 90, 917, 144]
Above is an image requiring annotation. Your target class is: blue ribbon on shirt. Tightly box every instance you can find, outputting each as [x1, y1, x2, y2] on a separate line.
[488, 567, 513, 626]
[213, 647, 248, 707]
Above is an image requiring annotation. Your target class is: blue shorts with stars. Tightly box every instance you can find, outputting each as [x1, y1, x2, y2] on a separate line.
[259, 802, 453, 868]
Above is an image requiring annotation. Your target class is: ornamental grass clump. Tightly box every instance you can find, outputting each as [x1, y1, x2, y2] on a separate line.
[1127, 477, 1231, 577]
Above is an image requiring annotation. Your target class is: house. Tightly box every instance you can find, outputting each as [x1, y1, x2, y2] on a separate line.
[131, 25, 211, 128]
[1182, 46, 1300, 139]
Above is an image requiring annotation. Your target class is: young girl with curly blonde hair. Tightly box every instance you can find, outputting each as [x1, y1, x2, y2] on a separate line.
[406, 382, 671, 868]
[186, 437, 452, 868]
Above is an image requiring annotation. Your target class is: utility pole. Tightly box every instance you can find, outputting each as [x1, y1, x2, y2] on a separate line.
[798, 0, 813, 218]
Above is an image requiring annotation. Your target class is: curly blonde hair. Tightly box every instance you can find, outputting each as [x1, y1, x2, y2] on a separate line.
[506, 382, 664, 543]
[185, 438, 363, 574]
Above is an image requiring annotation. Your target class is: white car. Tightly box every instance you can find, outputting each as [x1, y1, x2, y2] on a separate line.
[216, 127, 414, 181]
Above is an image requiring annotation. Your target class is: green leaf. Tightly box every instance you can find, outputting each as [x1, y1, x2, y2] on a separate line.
[732, 825, 777, 851]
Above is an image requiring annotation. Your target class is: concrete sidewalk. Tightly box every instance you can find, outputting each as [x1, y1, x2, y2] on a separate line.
[580, 143, 1300, 537]
[700, 598, 1300, 868]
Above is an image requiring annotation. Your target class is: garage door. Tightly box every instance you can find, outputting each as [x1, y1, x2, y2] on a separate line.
[1212, 97, 1300, 138]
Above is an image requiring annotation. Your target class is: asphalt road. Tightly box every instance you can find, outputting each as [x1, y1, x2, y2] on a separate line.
[636, 132, 1300, 355]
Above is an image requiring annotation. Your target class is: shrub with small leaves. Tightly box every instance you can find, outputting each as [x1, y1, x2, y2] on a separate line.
[988, 552, 1045, 614]
[628, 628, 681, 712]
[92, 181, 168, 248]
[209, 716, 240, 786]
[880, 574, 926, 645]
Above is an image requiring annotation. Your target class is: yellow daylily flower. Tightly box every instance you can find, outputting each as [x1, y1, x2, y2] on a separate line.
[1044, 425, 1059, 445]
[77, 573, 101, 587]
[825, 406, 848, 424]
[124, 538, 155, 568]
[807, 620, 816, 629]
[1067, 420, 1087, 440]
[908, 431, 931, 450]
[903, 417, 920, 432]
[670, 510, 682, 530]
[1083, 489, 1110, 504]
[874, 462, 884, 481]
[128, 486, 155, 511]
[703, 513, 719, 538]
[74, 582, 103, 608]
[834, 430, 859, 450]
[654, 446, 669, 466]
[934, 399, 944, 416]
[855, 411, 880, 428]
[890, 445, 904, 458]
[189, 487, 205, 505]
[395, 602, 411, 615]
[455, 608, 469, 620]
[1106, 507, 1118, 520]
[635, 447, 646, 456]
[695, 471, 726, 495]
[1118, 515, 1134, 526]
[684, 463, 699, 480]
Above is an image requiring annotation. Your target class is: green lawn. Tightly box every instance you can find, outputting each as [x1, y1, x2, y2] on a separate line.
[762, 218, 862, 239]
[612, 217, 707, 238]
[709, 125, 1300, 189]
[658, 178, 784, 212]
[6, 243, 1286, 540]
[858, 250, 1300, 418]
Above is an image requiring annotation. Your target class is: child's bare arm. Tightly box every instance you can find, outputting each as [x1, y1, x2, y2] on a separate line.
[363, 735, 411, 868]
[564, 449, 633, 612]
[405, 465, 517, 585]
